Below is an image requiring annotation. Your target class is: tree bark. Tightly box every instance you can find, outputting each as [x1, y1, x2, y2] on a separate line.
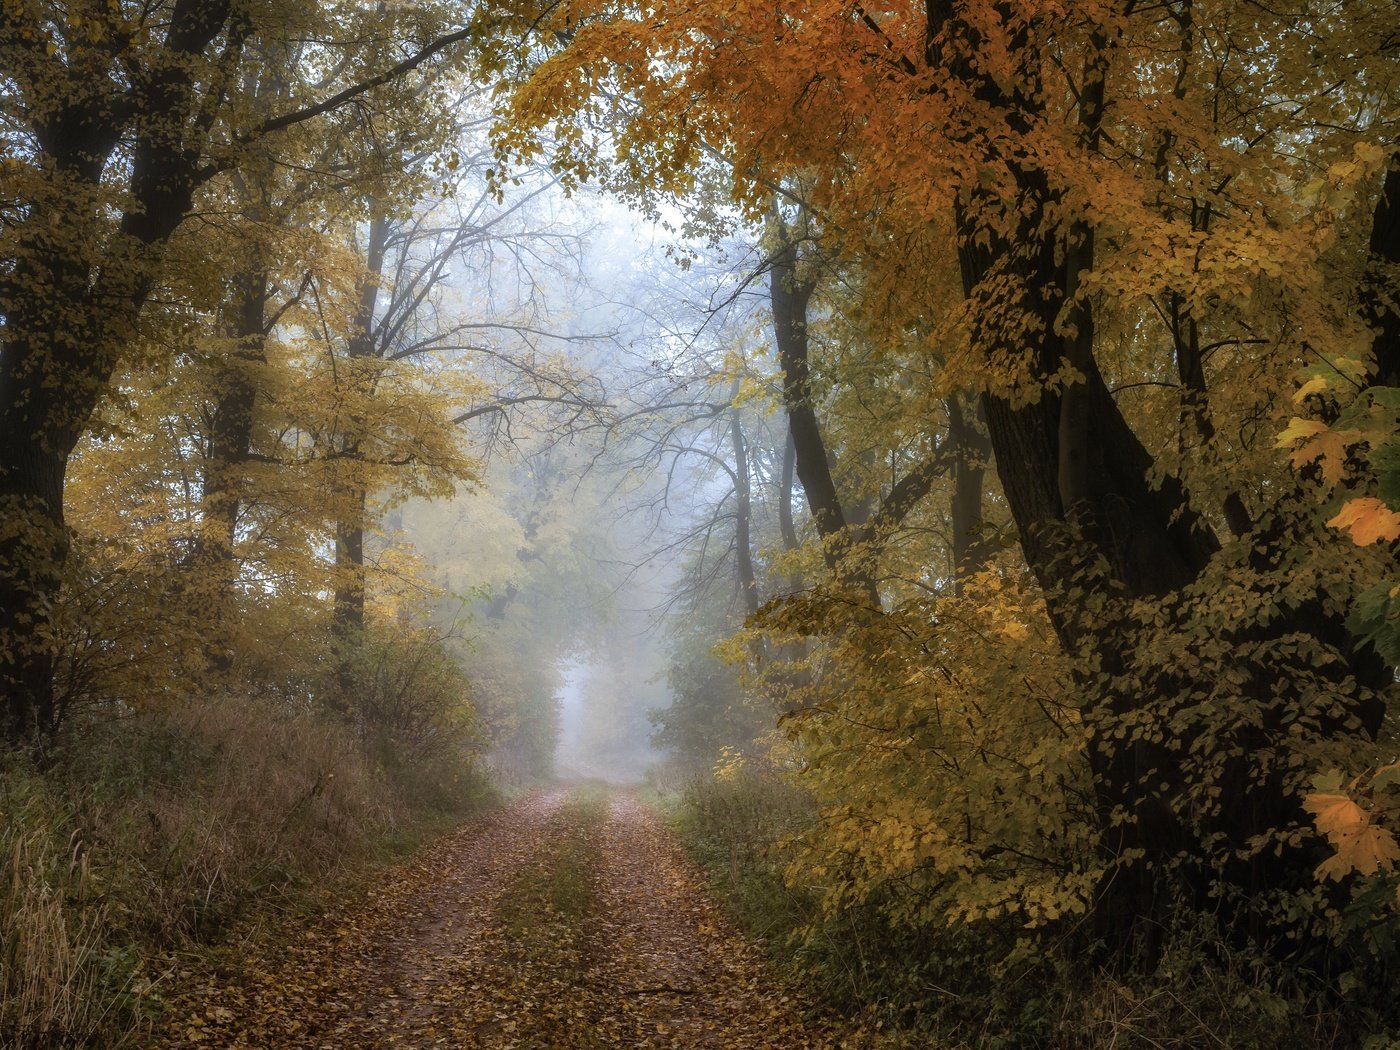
[194, 266, 270, 674]
[946, 397, 991, 589]
[769, 230, 850, 562]
[927, 2, 1393, 962]
[1367, 146, 1400, 387]
[769, 208, 978, 609]
[778, 432, 801, 554]
[730, 409, 760, 617]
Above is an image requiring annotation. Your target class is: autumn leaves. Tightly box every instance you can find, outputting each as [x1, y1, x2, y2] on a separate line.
[494, 0, 1400, 979]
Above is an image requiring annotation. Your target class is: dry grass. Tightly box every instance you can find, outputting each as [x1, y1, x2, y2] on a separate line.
[1, 818, 113, 1048]
[1042, 960, 1350, 1050]
[0, 694, 491, 1047]
[112, 698, 399, 944]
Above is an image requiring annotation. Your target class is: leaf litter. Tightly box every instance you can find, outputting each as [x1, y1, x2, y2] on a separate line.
[155, 787, 837, 1048]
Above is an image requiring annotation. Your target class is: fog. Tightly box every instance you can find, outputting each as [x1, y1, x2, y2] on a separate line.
[388, 142, 757, 783]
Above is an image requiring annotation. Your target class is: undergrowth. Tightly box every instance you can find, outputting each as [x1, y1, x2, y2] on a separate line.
[662, 764, 1392, 1049]
[0, 696, 496, 1048]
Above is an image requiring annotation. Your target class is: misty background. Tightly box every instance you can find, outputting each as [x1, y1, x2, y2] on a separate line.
[382, 135, 770, 785]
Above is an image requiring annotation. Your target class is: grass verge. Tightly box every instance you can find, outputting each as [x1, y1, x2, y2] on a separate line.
[496, 783, 608, 962]
[0, 696, 497, 1048]
[487, 783, 610, 1047]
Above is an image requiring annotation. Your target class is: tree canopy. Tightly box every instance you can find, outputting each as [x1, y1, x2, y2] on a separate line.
[496, 0, 1400, 963]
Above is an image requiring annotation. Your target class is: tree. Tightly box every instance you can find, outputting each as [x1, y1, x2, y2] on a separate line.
[499, 0, 1400, 960]
[55, 142, 478, 721]
[0, 0, 488, 740]
[766, 200, 992, 602]
[322, 126, 601, 702]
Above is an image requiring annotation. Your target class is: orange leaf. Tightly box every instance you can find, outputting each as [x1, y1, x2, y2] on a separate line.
[1326, 498, 1400, 546]
[1304, 791, 1400, 879]
[1303, 792, 1367, 838]
[1315, 824, 1400, 880]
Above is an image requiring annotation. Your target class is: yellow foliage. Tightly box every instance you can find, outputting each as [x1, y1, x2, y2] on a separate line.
[738, 558, 1098, 935]
[1276, 419, 1357, 488]
[713, 746, 746, 783]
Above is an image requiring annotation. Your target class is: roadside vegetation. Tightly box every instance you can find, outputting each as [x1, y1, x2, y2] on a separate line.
[0, 6, 591, 1047]
[5, 1, 1400, 1047]
[0, 696, 496, 1048]
[663, 764, 1388, 1049]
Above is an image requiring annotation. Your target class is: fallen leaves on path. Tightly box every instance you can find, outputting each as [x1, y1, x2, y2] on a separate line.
[154, 787, 837, 1048]
[581, 792, 828, 1048]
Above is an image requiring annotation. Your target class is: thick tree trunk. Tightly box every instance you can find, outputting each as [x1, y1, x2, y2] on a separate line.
[1367, 148, 1400, 387]
[0, 423, 70, 739]
[0, 243, 103, 737]
[1, 253, 152, 740]
[0, 1, 237, 742]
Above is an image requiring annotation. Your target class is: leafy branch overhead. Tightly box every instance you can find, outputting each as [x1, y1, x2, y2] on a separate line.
[494, 0, 1400, 966]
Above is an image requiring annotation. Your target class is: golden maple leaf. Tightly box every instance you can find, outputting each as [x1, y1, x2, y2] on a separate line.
[1327, 498, 1400, 546]
[1303, 791, 1400, 879]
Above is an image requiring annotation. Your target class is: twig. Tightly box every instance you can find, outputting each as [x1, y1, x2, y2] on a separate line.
[622, 985, 696, 996]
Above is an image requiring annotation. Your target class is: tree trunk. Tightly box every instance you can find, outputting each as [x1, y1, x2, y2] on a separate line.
[769, 207, 980, 609]
[0, 409, 71, 739]
[946, 396, 991, 590]
[195, 267, 270, 674]
[1, 248, 161, 739]
[769, 229, 851, 564]
[730, 409, 760, 617]
[0, 1, 238, 742]
[1367, 147, 1400, 387]
[333, 490, 369, 701]
[332, 206, 392, 706]
[778, 432, 801, 554]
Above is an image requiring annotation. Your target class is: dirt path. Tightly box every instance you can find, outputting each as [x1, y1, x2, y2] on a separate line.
[581, 793, 825, 1048]
[157, 787, 832, 1048]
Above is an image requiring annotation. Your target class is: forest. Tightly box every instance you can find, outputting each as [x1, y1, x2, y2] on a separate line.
[2, 1, 1399, 1047]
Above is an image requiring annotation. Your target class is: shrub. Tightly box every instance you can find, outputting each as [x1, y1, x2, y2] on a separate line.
[666, 762, 1389, 1048]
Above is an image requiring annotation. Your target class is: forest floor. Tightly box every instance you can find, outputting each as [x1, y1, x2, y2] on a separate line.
[154, 785, 835, 1049]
